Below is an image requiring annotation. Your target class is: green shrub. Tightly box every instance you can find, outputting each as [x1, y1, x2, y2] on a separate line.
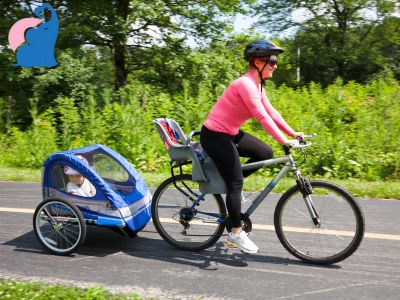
[0, 280, 144, 300]
[0, 73, 398, 180]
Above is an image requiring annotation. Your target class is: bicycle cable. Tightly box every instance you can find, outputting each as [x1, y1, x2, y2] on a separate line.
[293, 143, 323, 171]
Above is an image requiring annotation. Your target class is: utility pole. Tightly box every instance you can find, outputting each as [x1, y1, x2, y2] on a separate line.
[297, 47, 301, 83]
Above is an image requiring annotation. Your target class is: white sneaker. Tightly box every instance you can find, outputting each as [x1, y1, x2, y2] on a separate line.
[227, 231, 259, 254]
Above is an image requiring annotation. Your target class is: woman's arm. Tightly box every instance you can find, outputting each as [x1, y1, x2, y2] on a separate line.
[237, 79, 288, 144]
[261, 93, 296, 137]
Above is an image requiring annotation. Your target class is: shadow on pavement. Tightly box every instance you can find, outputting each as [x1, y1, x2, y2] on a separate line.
[3, 226, 340, 270]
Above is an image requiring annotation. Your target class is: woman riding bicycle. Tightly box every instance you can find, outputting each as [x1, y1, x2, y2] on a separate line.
[200, 40, 304, 254]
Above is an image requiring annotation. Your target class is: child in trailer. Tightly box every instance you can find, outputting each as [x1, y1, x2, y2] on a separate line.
[64, 155, 96, 197]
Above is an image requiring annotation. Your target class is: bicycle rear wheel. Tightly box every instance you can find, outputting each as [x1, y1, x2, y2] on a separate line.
[274, 180, 364, 265]
[151, 174, 227, 251]
[33, 198, 86, 255]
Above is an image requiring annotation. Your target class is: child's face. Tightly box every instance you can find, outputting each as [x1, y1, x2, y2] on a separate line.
[68, 174, 84, 185]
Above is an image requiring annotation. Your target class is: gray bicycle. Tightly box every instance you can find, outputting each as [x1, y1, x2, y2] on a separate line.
[152, 118, 365, 265]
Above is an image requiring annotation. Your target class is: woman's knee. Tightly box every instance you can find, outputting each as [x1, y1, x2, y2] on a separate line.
[253, 145, 273, 161]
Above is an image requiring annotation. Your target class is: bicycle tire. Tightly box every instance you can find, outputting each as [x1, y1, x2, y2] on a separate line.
[274, 180, 364, 265]
[151, 174, 227, 251]
[33, 198, 87, 256]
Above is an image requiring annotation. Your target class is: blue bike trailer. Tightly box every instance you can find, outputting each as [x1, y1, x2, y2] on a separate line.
[41, 144, 152, 232]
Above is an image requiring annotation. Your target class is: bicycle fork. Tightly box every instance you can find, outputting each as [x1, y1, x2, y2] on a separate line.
[293, 171, 321, 227]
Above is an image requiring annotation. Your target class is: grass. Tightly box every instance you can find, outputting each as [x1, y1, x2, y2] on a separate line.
[241, 173, 400, 200]
[0, 279, 147, 300]
[0, 164, 399, 199]
[0, 165, 41, 182]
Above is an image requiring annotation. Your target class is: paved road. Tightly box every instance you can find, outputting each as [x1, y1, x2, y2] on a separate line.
[1, 181, 400, 299]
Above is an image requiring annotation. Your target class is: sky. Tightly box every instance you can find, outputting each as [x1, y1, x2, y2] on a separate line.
[232, 10, 306, 38]
[233, 6, 400, 37]
[4, 4, 398, 51]
[233, 13, 256, 33]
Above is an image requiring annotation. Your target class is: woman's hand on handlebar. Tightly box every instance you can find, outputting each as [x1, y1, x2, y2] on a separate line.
[292, 132, 305, 140]
[283, 139, 300, 148]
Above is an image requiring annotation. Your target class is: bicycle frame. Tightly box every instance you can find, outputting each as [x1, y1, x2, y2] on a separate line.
[184, 150, 315, 224]
[241, 155, 295, 217]
[176, 138, 320, 226]
[241, 149, 319, 223]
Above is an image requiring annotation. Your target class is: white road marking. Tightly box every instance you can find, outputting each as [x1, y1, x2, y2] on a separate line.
[1, 207, 400, 241]
[158, 218, 400, 241]
[0, 207, 35, 213]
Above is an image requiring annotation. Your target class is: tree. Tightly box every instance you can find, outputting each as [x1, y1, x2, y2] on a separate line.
[0, 0, 255, 127]
[1, 0, 254, 90]
[254, 0, 400, 84]
[132, 33, 256, 95]
[53, 0, 254, 89]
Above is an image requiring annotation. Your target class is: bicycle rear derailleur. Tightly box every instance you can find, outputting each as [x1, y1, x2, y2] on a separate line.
[178, 207, 196, 234]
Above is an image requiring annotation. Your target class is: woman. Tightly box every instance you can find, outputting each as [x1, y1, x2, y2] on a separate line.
[200, 40, 304, 254]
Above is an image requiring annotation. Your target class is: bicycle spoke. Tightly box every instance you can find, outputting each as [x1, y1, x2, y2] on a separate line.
[275, 181, 364, 264]
[35, 200, 86, 254]
[152, 175, 226, 251]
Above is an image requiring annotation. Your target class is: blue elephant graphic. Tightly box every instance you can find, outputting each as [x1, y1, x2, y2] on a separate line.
[14, 3, 58, 67]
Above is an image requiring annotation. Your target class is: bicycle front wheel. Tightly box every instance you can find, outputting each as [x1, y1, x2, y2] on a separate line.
[151, 174, 227, 251]
[274, 180, 364, 265]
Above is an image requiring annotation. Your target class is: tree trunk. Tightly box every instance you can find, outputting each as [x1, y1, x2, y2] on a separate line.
[6, 96, 15, 130]
[112, 42, 128, 90]
[112, 0, 130, 90]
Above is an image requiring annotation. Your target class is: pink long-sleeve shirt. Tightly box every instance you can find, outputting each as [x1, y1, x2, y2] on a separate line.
[204, 72, 295, 144]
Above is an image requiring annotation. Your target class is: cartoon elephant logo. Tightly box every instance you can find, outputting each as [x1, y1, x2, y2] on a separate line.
[8, 3, 59, 68]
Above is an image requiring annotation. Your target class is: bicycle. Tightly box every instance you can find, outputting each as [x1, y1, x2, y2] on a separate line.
[152, 118, 365, 265]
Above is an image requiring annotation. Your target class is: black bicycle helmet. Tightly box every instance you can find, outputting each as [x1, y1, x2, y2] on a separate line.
[243, 40, 284, 62]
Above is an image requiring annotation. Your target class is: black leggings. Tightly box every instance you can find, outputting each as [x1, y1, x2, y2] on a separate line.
[200, 125, 273, 227]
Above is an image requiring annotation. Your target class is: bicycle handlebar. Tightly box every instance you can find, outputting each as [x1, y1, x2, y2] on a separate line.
[283, 133, 316, 154]
[304, 133, 317, 139]
[291, 141, 312, 149]
[296, 133, 317, 143]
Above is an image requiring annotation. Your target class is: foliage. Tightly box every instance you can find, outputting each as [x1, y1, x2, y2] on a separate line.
[0, 280, 145, 300]
[254, 0, 400, 85]
[0, 69, 398, 180]
[0, 48, 114, 129]
[18, 0, 253, 89]
[133, 36, 250, 94]
[0, 1, 398, 183]
[0, 98, 59, 168]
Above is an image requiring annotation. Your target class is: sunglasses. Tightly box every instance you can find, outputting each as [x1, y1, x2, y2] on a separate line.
[259, 55, 278, 67]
